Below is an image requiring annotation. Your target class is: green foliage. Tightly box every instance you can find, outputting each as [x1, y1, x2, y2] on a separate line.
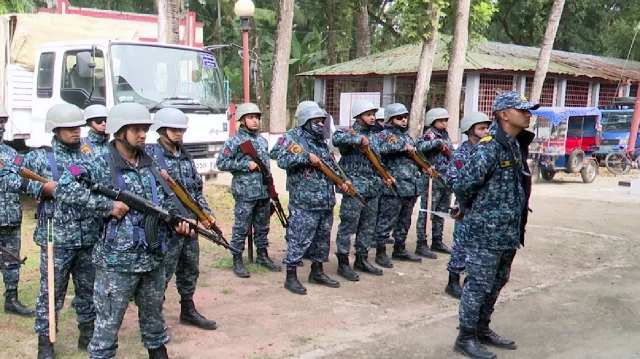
[0, 0, 37, 14]
[386, 0, 448, 43]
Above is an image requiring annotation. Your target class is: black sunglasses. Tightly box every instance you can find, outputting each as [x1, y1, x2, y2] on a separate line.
[91, 118, 106, 125]
[0, 118, 7, 124]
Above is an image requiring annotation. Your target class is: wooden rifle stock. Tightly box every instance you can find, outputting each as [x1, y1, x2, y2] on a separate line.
[0, 161, 48, 183]
[348, 129, 401, 196]
[408, 152, 452, 191]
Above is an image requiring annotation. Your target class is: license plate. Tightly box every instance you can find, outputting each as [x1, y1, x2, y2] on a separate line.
[598, 145, 613, 151]
[193, 156, 218, 174]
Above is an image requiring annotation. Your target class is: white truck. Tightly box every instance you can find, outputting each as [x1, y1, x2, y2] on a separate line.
[1, 13, 230, 176]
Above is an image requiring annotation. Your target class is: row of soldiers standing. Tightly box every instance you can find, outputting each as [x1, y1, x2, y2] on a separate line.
[0, 102, 220, 359]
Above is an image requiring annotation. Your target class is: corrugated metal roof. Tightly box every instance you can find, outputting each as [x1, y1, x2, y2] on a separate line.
[298, 40, 640, 81]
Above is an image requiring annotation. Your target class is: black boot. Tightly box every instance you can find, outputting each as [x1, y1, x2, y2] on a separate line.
[375, 245, 393, 268]
[284, 266, 306, 295]
[148, 345, 169, 359]
[477, 321, 517, 349]
[391, 244, 422, 262]
[431, 240, 452, 254]
[453, 327, 496, 359]
[256, 248, 282, 272]
[336, 253, 359, 281]
[232, 254, 250, 278]
[308, 262, 340, 288]
[4, 290, 36, 317]
[353, 253, 383, 276]
[445, 272, 463, 299]
[180, 297, 217, 330]
[385, 237, 394, 244]
[37, 335, 54, 359]
[283, 259, 303, 267]
[415, 241, 438, 259]
[77, 322, 94, 350]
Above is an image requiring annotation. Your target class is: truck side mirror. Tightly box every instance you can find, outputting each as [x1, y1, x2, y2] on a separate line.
[76, 52, 95, 78]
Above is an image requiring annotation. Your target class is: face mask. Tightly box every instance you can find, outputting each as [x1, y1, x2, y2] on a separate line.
[305, 121, 325, 138]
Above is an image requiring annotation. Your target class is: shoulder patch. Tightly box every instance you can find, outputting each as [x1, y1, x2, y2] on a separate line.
[278, 136, 285, 145]
[12, 155, 23, 166]
[286, 142, 305, 154]
[388, 135, 398, 144]
[479, 135, 493, 143]
[455, 160, 464, 169]
[223, 148, 230, 157]
[68, 164, 84, 176]
[426, 131, 437, 140]
[81, 143, 93, 154]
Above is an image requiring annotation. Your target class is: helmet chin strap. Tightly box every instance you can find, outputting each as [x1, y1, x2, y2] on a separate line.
[158, 128, 181, 147]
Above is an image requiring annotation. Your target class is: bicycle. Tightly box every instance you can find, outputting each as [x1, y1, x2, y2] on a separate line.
[604, 149, 640, 175]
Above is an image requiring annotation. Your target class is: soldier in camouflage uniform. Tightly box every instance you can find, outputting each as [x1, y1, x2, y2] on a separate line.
[53, 102, 193, 359]
[80, 104, 110, 156]
[452, 92, 535, 359]
[270, 106, 347, 295]
[332, 100, 390, 281]
[0, 104, 36, 317]
[374, 103, 424, 266]
[146, 107, 218, 330]
[443, 112, 492, 300]
[373, 108, 385, 133]
[21, 104, 101, 358]
[416, 108, 454, 256]
[217, 103, 281, 278]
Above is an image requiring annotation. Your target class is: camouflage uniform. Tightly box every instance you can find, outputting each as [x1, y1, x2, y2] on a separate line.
[454, 122, 533, 330]
[416, 128, 453, 247]
[332, 122, 384, 256]
[81, 130, 110, 156]
[146, 141, 212, 298]
[54, 142, 179, 359]
[375, 126, 427, 252]
[24, 138, 103, 340]
[0, 143, 23, 293]
[444, 140, 474, 275]
[216, 126, 270, 253]
[270, 127, 338, 265]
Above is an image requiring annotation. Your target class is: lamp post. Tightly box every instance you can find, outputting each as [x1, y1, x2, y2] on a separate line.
[234, 0, 255, 104]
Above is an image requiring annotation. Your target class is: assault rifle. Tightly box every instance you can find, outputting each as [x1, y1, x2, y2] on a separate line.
[0, 243, 26, 267]
[238, 140, 289, 228]
[408, 151, 452, 192]
[348, 129, 401, 197]
[286, 141, 374, 212]
[164, 174, 228, 243]
[76, 174, 240, 255]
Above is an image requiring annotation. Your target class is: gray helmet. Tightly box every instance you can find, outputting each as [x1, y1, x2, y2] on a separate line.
[297, 106, 327, 127]
[460, 112, 491, 133]
[45, 103, 86, 133]
[105, 102, 153, 134]
[425, 108, 449, 127]
[351, 100, 378, 119]
[384, 103, 409, 123]
[0, 104, 8, 118]
[150, 108, 188, 132]
[375, 108, 385, 120]
[83, 104, 108, 122]
[295, 100, 319, 118]
[235, 103, 261, 122]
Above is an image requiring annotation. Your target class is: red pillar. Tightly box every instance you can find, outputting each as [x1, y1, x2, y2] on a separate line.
[627, 86, 640, 153]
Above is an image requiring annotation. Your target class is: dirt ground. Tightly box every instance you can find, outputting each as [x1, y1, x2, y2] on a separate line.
[0, 165, 639, 359]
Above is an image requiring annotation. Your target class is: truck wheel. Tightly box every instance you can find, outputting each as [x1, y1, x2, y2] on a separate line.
[540, 170, 556, 181]
[567, 150, 585, 173]
[581, 160, 598, 183]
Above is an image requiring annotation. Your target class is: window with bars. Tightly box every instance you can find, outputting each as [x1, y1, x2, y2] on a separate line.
[478, 74, 515, 116]
[324, 78, 383, 124]
[524, 77, 555, 106]
[598, 83, 619, 108]
[565, 80, 590, 107]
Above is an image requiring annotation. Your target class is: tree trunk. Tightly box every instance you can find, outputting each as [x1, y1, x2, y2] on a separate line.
[530, 0, 565, 104]
[158, 0, 180, 44]
[408, 5, 440, 139]
[354, 0, 371, 58]
[107, 0, 112, 10]
[326, 0, 337, 65]
[268, 0, 295, 134]
[443, 0, 471, 144]
[251, 20, 269, 132]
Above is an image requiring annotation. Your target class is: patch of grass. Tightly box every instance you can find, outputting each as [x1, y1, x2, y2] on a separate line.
[212, 256, 269, 274]
[220, 288, 234, 295]
[291, 334, 312, 346]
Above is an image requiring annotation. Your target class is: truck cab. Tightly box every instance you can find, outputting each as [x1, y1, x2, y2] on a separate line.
[594, 97, 639, 161]
[26, 40, 229, 175]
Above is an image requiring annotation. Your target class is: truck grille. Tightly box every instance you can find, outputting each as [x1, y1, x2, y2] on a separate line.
[183, 143, 211, 159]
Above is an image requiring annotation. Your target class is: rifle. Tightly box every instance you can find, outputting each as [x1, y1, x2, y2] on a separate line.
[286, 141, 374, 212]
[0, 158, 48, 183]
[76, 174, 240, 255]
[238, 140, 288, 228]
[164, 174, 229, 244]
[348, 129, 401, 197]
[0, 243, 26, 267]
[408, 151, 452, 192]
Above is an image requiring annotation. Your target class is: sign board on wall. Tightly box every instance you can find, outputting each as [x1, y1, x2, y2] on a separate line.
[339, 92, 381, 127]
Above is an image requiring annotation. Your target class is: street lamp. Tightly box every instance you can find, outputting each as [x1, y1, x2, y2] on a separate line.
[234, 0, 255, 104]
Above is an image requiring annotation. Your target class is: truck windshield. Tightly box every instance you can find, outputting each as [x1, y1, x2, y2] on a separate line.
[601, 112, 633, 132]
[110, 44, 226, 112]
